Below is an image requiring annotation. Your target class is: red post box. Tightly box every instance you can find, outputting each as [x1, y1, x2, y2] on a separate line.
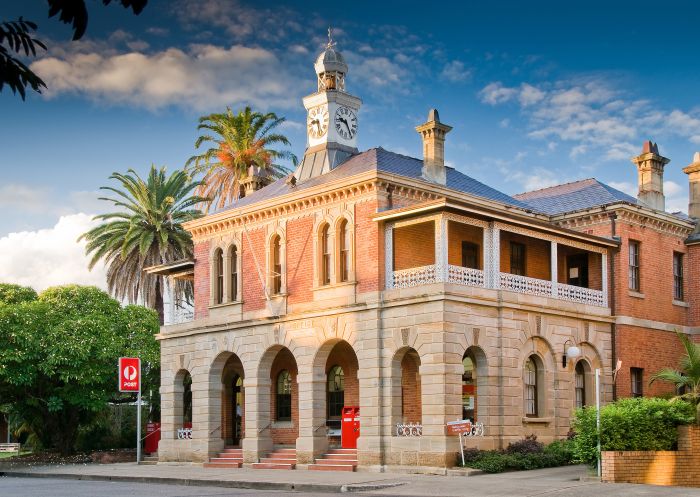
[144, 422, 161, 454]
[341, 406, 360, 449]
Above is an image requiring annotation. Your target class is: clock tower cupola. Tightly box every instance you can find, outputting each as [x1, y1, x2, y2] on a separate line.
[294, 29, 362, 182]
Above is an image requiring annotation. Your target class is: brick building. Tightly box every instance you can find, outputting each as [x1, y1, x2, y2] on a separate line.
[153, 40, 699, 470]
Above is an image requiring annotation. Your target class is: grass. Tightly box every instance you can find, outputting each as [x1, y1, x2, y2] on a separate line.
[0, 450, 31, 459]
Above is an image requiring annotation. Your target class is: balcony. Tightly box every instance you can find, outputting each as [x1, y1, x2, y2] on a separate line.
[384, 211, 609, 308]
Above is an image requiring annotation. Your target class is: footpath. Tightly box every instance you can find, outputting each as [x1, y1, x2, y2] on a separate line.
[1, 463, 698, 496]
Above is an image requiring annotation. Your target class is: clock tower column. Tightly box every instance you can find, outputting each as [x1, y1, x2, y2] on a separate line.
[294, 32, 362, 182]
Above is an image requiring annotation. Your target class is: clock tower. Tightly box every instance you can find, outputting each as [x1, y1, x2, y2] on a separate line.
[294, 30, 362, 182]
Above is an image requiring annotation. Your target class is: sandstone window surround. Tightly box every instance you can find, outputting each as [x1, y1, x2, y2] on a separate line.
[267, 228, 287, 297]
[209, 238, 243, 308]
[384, 212, 609, 307]
[524, 355, 542, 417]
[313, 213, 356, 291]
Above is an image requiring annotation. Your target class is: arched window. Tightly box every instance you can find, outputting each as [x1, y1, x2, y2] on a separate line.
[215, 248, 224, 304]
[321, 224, 331, 285]
[230, 245, 238, 302]
[462, 352, 476, 421]
[183, 372, 192, 424]
[525, 357, 538, 417]
[575, 362, 586, 409]
[339, 219, 350, 282]
[271, 235, 282, 295]
[276, 370, 292, 421]
[327, 365, 345, 419]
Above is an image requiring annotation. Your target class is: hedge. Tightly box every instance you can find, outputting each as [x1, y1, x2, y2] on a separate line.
[459, 436, 575, 473]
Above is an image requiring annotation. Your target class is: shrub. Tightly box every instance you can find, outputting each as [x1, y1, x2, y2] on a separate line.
[505, 434, 543, 455]
[458, 438, 575, 473]
[572, 397, 695, 466]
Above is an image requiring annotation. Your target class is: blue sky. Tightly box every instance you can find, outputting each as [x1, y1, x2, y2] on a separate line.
[1, 0, 700, 288]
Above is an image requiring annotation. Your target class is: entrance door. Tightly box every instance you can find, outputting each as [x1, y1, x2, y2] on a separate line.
[232, 376, 243, 446]
[567, 254, 589, 287]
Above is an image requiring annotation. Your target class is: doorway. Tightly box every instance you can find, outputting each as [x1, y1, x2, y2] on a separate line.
[232, 376, 243, 446]
[567, 254, 589, 287]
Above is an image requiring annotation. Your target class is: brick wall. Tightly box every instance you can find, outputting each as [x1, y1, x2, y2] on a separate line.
[270, 348, 299, 445]
[602, 425, 700, 487]
[393, 221, 435, 271]
[401, 351, 422, 424]
[688, 243, 700, 327]
[447, 222, 483, 267]
[194, 240, 210, 319]
[286, 216, 314, 305]
[242, 227, 267, 312]
[356, 200, 380, 294]
[499, 231, 550, 280]
[615, 324, 686, 398]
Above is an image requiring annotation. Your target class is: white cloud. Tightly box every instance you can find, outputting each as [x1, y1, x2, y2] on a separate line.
[664, 180, 682, 197]
[0, 214, 107, 292]
[499, 118, 510, 128]
[519, 83, 545, 106]
[0, 184, 51, 213]
[478, 82, 517, 105]
[608, 181, 636, 196]
[31, 44, 299, 111]
[440, 60, 471, 83]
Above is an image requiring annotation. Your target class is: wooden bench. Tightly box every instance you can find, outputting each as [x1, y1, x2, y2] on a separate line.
[0, 443, 20, 453]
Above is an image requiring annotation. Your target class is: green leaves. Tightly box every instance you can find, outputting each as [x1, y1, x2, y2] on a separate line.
[0, 17, 47, 99]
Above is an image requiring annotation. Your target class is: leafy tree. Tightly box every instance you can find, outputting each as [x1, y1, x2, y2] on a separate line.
[0, 282, 38, 305]
[186, 106, 297, 211]
[650, 331, 700, 423]
[0, 285, 159, 454]
[80, 166, 206, 324]
[1, 0, 148, 100]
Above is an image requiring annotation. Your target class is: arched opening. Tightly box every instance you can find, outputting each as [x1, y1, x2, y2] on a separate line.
[183, 371, 193, 425]
[215, 248, 224, 304]
[322, 341, 359, 444]
[229, 245, 238, 302]
[400, 349, 421, 424]
[218, 354, 245, 446]
[173, 369, 192, 438]
[320, 223, 331, 285]
[267, 347, 299, 445]
[575, 360, 592, 409]
[462, 351, 476, 421]
[271, 234, 282, 295]
[338, 219, 351, 282]
[524, 355, 544, 417]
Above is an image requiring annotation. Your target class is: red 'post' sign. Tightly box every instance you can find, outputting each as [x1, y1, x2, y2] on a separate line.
[119, 357, 141, 392]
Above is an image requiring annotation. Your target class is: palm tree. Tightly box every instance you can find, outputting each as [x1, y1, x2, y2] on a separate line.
[80, 166, 207, 324]
[186, 106, 297, 211]
[650, 331, 700, 423]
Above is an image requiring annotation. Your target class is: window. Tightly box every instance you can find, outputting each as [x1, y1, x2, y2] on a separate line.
[524, 357, 538, 417]
[628, 241, 640, 291]
[276, 370, 292, 421]
[230, 245, 238, 302]
[461, 242, 479, 269]
[339, 219, 350, 282]
[215, 249, 224, 304]
[575, 362, 586, 409]
[673, 252, 684, 301]
[321, 224, 331, 285]
[327, 365, 344, 419]
[183, 372, 192, 424]
[631, 367, 643, 397]
[510, 242, 526, 276]
[271, 235, 282, 295]
[462, 353, 476, 421]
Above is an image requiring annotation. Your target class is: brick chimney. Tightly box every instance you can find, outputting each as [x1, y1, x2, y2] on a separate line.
[631, 140, 670, 211]
[416, 109, 452, 185]
[683, 152, 700, 221]
[239, 165, 271, 198]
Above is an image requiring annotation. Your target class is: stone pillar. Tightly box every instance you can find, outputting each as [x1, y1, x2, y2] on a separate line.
[551, 242, 558, 298]
[191, 370, 224, 462]
[357, 346, 383, 467]
[295, 367, 328, 464]
[385, 223, 394, 289]
[241, 377, 273, 462]
[483, 223, 500, 289]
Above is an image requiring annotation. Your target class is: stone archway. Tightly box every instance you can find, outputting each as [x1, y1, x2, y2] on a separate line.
[257, 345, 299, 447]
[210, 352, 245, 446]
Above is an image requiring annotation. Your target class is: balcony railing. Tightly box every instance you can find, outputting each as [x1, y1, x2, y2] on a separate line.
[389, 265, 606, 307]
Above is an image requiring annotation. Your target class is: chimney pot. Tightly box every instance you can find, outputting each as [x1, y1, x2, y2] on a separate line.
[416, 108, 452, 185]
[631, 140, 670, 211]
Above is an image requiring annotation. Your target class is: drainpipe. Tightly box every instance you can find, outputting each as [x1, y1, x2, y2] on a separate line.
[609, 212, 618, 401]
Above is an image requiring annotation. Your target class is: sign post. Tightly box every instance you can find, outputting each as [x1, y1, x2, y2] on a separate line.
[119, 357, 141, 464]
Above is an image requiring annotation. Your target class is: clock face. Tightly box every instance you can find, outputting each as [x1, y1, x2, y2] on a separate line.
[334, 106, 358, 140]
[307, 105, 329, 139]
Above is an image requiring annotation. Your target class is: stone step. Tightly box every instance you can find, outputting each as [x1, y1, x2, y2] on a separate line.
[216, 453, 243, 459]
[209, 457, 243, 464]
[323, 453, 359, 460]
[327, 448, 357, 454]
[267, 452, 297, 459]
[251, 462, 295, 470]
[314, 458, 358, 466]
[204, 461, 242, 469]
[272, 448, 296, 454]
[223, 448, 243, 454]
[307, 463, 355, 472]
[260, 457, 296, 464]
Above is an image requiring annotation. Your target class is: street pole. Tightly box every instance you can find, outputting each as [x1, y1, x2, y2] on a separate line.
[137, 389, 142, 464]
[595, 368, 601, 479]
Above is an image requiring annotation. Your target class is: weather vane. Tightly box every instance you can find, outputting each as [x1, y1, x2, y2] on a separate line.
[327, 26, 336, 49]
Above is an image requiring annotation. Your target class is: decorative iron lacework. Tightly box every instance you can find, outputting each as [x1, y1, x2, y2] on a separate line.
[493, 222, 607, 254]
[464, 422, 485, 437]
[395, 423, 422, 436]
[448, 265, 485, 287]
[499, 273, 552, 297]
[558, 282, 605, 306]
[393, 265, 437, 288]
[442, 212, 489, 228]
[385, 223, 394, 289]
[177, 428, 192, 439]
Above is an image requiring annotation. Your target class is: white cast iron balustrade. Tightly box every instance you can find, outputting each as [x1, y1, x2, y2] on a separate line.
[447, 265, 485, 287]
[558, 282, 605, 306]
[177, 428, 192, 439]
[392, 265, 437, 288]
[395, 422, 423, 436]
[499, 273, 552, 297]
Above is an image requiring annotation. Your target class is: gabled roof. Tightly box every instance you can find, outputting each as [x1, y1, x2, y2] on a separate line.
[513, 178, 638, 215]
[218, 147, 530, 213]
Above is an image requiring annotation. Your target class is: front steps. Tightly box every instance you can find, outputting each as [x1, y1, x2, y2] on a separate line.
[251, 447, 296, 470]
[204, 447, 243, 468]
[308, 448, 358, 472]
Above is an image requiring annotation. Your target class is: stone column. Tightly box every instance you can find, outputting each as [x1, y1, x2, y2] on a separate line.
[191, 369, 224, 462]
[385, 223, 394, 289]
[295, 367, 328, 464]
[241, 377, 273, 463]
[551, 241, 558, 298]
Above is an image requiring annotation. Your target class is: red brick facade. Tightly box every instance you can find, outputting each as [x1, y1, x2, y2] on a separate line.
[194, 240, 210, 319]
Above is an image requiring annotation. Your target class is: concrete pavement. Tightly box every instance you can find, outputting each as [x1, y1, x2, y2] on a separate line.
[1, 463, 699, 496]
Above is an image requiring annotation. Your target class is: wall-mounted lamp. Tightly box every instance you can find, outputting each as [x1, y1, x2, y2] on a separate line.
[562, 339, 581, 368]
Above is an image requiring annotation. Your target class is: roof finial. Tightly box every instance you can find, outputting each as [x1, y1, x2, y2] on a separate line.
[327, 26, 336, 49]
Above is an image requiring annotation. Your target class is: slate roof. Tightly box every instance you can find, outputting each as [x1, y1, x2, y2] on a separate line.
[218, 147, 530, 213]
[513, 178, 638, 215]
